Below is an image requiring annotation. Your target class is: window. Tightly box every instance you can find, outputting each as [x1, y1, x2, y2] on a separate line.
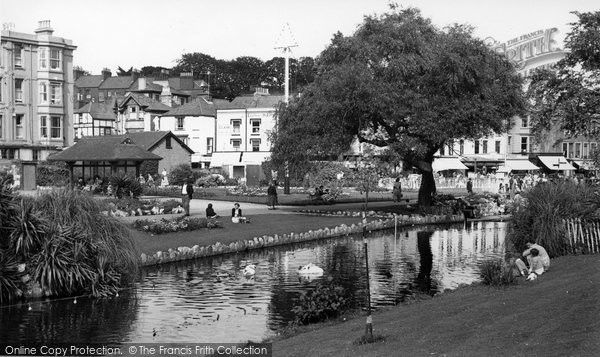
[33, 149, 39, 161]
[251, 119, 261, 134]
[39, 48, 47, 69]
[206, 137, 213, 153]
[474, 140, 480, 154]
[495, 140, 501, 153]
[508, 136, 512, 152]
[40, 115, 48, 138]
[0, 114, 3, 138]
[0, 79, 2, 102]
[15, 79, 23, 102]
[50, 49, 61, 70]
[251, 139, 260, 152]
[104, 128, 112, 136]
[521, 116, 529, 127]
[575, 142, 581, 158]
[568, 142, 574, 158]
[562, 142, 569, 157]
[231, 139, 241, 151]
[459, 140, 464, 155]
[39, 82, 48, 103]
[482, 140, 488, 154]
[50, 82, 61, 104]
[177, 117, 184, 130]
[583, 143, 589, 159]
[14, 44, 22, 67]
[1, 148, 18, 160]
[439, 145, 445, 156]
[15, 114, 24, 139]
[130, 106, 137, 113]
[231, 119, 241, 134]
[50, 116, 61, 138]
[591, 142, 598, 156]
[520, 136, 529, 153]
[98, 91, 105, 102]
[166, 137, 172, 149]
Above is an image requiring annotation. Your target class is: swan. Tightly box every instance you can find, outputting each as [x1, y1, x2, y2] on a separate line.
[298, 263, 324, 275]
[243, 264, 256, 277]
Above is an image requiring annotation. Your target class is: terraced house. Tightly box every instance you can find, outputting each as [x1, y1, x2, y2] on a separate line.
[0, 21, 76, 163]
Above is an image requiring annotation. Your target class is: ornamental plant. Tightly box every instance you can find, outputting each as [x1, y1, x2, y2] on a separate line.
[292, 277, 353, 325]
[133, 216, 221, 234]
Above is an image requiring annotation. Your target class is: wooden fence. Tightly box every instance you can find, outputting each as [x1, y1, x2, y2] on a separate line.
[564, 218, 600, 254]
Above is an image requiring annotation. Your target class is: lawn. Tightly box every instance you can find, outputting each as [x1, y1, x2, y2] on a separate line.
[272, 254, 600, 356]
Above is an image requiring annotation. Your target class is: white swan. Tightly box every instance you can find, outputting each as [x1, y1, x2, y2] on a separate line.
[298, 263, 324, 275]
[243, 264, 256, 277]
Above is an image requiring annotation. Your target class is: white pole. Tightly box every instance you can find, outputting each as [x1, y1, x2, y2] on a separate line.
[284, 48, 290, 104]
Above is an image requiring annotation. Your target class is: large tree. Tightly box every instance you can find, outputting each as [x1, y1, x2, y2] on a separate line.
[271, 7, 526, 206]
[527, 11, 600, 143]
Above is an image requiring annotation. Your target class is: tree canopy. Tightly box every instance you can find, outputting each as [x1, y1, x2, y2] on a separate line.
[527, 11, 600, 141]
[171, 53, 316, 100]
[271, 7, 526, 205]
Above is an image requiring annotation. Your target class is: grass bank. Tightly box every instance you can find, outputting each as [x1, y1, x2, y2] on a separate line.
[271, 254, 600, 357]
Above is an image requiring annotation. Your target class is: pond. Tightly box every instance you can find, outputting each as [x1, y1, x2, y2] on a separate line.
[0, 221, 510, 344]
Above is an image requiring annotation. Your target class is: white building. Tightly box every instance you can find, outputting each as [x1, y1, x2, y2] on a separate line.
[210, 94, 284, 185]
[159, 97, 216, 167]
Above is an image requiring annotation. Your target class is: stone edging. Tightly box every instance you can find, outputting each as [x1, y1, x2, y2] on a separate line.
[139, 213, 465, 266]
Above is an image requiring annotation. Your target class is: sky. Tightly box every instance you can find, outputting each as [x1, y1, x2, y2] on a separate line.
[0, 0, 598, 74]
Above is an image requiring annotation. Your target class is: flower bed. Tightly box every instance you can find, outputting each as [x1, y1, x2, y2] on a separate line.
[100, 198, 185, 217]
[133, 216, 222, 234]
[142, 185, 218, 199]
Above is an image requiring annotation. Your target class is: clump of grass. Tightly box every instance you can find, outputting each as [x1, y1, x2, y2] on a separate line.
[354, 334, 386, 345]
[510, 180, 600, 257]
[479, 258, 517, 286]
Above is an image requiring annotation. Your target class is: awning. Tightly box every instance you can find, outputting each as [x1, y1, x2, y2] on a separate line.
[501, 159, 540, 171]
[538, 156, 576, 171]
[571, 160, 596, 171]
[209, 151, 271, 167]
[432, 157, 468, 172]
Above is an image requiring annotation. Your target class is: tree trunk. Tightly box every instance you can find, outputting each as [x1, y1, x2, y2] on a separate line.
[418, 166, 436, 207]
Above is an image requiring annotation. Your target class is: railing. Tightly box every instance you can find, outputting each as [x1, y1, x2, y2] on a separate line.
[564, 218, 600, 254]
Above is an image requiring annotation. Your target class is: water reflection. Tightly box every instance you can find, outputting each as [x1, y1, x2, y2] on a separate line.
[0, 221, 509, 344]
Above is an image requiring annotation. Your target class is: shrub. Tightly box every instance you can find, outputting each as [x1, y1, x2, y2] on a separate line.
[292, 277, 352, 325]
[479, 259, 517, 286]
[510, 180, 600, 257]
[0, 187, 138, 302]
[36, 161, 70, 187]
[108, 174, 143, 198]
[169, 164, 193, 186]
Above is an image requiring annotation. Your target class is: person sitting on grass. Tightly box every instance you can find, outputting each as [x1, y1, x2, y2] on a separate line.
[515, 241, 549, 278]
[206, 203, 220, 219]
[231, 203, 249, 223]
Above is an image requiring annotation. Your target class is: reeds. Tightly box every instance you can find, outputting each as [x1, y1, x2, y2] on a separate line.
[510, 181, 600, 257]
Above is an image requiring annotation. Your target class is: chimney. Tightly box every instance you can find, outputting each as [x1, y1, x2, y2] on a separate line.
[34, 20, 54, 35]
[180, 72, 194, 90]
[73, 66, 85, 80]
[138, 77, 146, 91]
[132, 69, 140, 82]
[102, 68, 112, 80]
[160, 84, 172, 107]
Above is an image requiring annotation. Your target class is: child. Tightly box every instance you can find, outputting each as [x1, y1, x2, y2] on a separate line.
[515, 248, 544, 280]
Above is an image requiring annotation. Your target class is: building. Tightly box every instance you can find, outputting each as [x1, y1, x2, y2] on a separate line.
[160, 97, 217, 167]
[117, 93, 171, 134]
[210, 94, 284, 185]
[73, 101, 117, 139]
[120, 131, 193, 175]
[0, 20, 76, 163]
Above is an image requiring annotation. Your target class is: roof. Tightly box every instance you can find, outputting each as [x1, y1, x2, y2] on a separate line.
[129, 78, 163, 92]
[162, 98, 216, 117]
[74, 102, 117, 120]
[120, 94, 172, 112]
[74, 75, 104, 88]
[47, 136, 162, 162]
[99, 76, 134, 90]
[124, 131, 194, 154]
[216, 95, 285, 110]
[432, 157, 468, 172]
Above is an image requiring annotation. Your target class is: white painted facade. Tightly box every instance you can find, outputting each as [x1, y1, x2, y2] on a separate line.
[159, 114, 215, 165]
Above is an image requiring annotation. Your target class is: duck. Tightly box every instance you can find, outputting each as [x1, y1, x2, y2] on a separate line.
[298, 263, 324, 275]
[243, 264, 256, 277]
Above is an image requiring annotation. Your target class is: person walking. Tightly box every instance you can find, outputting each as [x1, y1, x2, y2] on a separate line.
[466, 178, 473, 194]
[267, 181, 278, 210]
[181, 178, 194, 216]
[392, 178, 403, 202]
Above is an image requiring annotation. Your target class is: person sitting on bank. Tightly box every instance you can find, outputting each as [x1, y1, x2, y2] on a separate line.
[206, 203, 220, 219]
[231, 203, 249, 223]
[515, 241, 550, 276]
